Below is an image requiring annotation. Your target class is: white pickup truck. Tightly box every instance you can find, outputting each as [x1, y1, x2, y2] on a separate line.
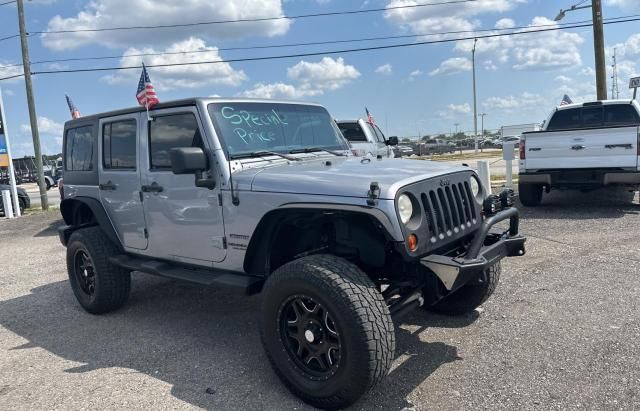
[518, 100, 640, 206]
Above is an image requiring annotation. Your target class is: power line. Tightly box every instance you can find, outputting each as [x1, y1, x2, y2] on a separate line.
[8, 12, 639, 69]
[29, 21, 605, 75]
[18, 18, 595, 68]
[0, 0, 16, 6]
[0, 34, 19, 42]
[3, 15, 639, 81]
[33, 0, 478, 35]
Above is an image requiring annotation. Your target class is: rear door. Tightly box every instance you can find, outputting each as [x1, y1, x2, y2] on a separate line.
[98, 113, 148, 250]
[526, 105, 639, 169]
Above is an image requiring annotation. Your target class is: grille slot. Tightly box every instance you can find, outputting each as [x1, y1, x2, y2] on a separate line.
[420, 181, 477, 242]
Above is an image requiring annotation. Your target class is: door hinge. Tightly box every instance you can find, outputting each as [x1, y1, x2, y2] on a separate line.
[223, 236, 227, 249]
[218, 193, 223, 206]
[139, 191, 144, 202]
[143, 228, 148, 239]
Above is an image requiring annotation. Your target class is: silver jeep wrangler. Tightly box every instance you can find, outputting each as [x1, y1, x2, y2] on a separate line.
[58, 97, 525, 409]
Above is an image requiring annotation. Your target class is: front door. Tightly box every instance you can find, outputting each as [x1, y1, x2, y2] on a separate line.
[98, 114, 148, 250]
[140, 107, 226, 265]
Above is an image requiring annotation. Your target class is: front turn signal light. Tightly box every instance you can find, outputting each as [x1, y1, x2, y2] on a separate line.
[407, 234, 418, 252]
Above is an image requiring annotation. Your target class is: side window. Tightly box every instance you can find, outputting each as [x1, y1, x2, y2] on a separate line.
[65, 125, 94, 171]
[149, 113, 202, 170]
[103, 119, 137, 169]
[604, 105, 640, 126]
[546, 108, 582, 131]
[582, 107, 603, 128]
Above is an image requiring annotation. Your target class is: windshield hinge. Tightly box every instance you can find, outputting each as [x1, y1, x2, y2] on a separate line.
[367, 181, 380, 206]
[218, 193, 223, 206]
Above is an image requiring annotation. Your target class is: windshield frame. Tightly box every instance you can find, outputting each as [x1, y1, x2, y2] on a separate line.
[207, 102, 350, 159]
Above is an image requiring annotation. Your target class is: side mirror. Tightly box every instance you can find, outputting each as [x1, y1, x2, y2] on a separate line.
[387, 136, 399, 146]
[170, 147, 207, 174]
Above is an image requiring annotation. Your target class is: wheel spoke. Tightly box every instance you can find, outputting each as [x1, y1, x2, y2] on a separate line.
[323, 311, 338, 336]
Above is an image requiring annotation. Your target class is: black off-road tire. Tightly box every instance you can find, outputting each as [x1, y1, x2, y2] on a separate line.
[18, 197, 26, 215]
[426, 262, 501, 316]
[260, 254, 395, 409]
[66, 226, 130, 314]
[518, 183, 543, 206]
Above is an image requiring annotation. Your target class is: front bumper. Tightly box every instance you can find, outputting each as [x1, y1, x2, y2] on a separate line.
[420, 208, 526, 291]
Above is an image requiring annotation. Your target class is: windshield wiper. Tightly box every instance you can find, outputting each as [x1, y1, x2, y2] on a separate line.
[229, 151, 300, 161]
[289, 147, 347, 156]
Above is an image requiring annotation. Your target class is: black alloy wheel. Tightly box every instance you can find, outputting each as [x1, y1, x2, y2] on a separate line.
[279, 295, 342, 379]
[73, 249, 96, 296]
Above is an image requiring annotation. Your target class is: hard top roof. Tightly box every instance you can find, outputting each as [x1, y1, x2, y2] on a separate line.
[63, 97, 324, 127]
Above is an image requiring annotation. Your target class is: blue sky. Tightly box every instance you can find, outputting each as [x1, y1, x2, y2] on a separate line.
[0, 0, 639, 156]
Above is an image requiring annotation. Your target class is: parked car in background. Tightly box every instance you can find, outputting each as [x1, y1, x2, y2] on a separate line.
[421, 138, 455, 155]
[394, 144, 415, 157]
[519, 100, 640, 206]
[337, 119, 397, 158]
[0, 184, 30, 216]
[499, 135, 521, 148]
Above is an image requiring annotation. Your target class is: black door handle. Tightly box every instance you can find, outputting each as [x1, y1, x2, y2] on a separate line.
[141, 182, 163, 193]
[99, 181, 117, 191]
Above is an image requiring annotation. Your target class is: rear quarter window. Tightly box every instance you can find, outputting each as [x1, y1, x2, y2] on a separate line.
[65, 125, 94, 171]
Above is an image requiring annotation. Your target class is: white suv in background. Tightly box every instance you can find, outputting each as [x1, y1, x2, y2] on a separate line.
[337, 119, 397, 158]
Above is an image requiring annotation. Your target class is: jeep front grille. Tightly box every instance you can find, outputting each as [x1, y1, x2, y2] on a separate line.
[420, 181, 477, 242]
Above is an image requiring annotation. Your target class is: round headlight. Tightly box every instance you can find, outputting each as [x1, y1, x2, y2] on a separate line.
[470, 176, 481, 197]
[398, 194, 413, 224]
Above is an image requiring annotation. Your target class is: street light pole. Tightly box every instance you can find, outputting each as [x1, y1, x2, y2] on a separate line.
[17, 0, 48, 210]
[472, 38, 479, 153]
[554, 1, 607, 100]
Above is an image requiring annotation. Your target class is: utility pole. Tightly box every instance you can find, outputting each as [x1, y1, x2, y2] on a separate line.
[592, 0, 607, 100]
[472, 38, 478, 153]
[17, 0, 48, 210]
[454, 122, 459, 135]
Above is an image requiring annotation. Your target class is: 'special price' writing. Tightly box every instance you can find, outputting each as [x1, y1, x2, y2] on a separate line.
[220, 106, 288, 145]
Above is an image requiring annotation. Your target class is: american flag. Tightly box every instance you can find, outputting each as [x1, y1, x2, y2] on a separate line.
[65, 94, 80, 119]
[560, 94, 573, 106]
[365, 107, 375, 125]
[136, 63, 159, 109]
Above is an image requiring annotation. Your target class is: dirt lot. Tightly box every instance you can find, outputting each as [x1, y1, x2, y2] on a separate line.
[1, 190, 639, 410]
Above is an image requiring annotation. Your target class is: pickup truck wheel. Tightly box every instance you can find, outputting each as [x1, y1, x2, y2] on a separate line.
[518, 183, 543, 206]
[426, 262, 501, 316]
[260, 255, 395, 409]
[66, 226, 130, 314]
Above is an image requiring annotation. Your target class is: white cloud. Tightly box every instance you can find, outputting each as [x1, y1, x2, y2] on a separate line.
[580, 67, 595, 77]
[103, 37, 247, 91]
[495, 18, 515, 29]
[384, 0, 525, 38]
[0, 62, 23, 83]
[483, 60, 497, 71]
[21, 116, 64, 136]
[2, 89, 15, 97]
[287, 57, 360, 91]
[409, 69, 423, 77]
[606, 0, 640, 10]
[41, 0, 290, 51]
[448, 103, 471, 114]
[483, 92, 545, 111]
[375, 63, 393, 75]
[429, 57, 471, 76]
[555, 75, 572, 83]
[454, 17, 583, 71]
[240, 57, 360, 99]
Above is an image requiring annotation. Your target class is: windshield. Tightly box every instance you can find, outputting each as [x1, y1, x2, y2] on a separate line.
[208, 102, 349, 156]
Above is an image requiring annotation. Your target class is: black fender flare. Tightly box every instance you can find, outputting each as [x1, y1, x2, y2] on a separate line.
[59, 197, 122, 250]
[243, 203, 401, 275]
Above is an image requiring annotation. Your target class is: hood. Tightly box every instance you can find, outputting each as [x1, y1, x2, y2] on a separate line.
[0, 185, 27, 196]
[239, 157, 471, 199]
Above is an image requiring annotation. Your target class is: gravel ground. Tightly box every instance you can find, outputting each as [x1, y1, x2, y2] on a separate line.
[1, 189, 639, 410]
